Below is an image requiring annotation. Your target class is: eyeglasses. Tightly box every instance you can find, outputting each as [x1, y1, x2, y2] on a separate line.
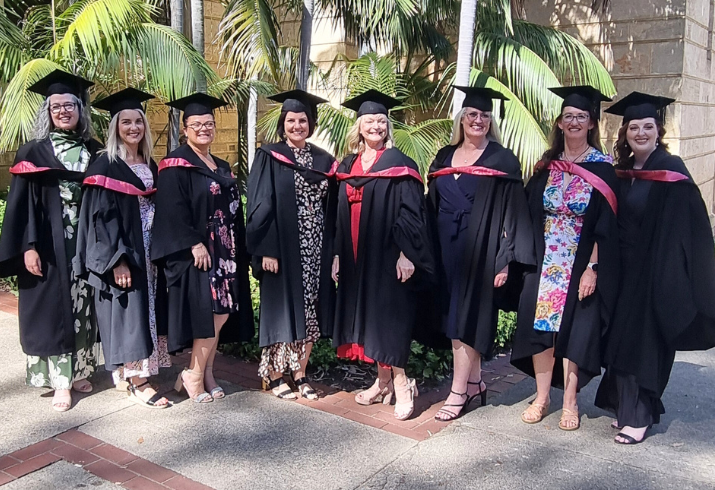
[562, 113, 589, 123]
[49, 103, 77, 114]
[464, 111, 491, 122]
[186, 121, 216, 131]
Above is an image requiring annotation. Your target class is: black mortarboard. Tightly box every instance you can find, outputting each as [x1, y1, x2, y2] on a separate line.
[454, 85, 509, 112]
[604, 91, 675, 124]
[27, 69, 94, 99]
[342, 89, 401, 117]
[268, 89, 328, 121]
[93, 88, 155, 119]
[166, 93, 228, 118]
[549, 85, 612, 120]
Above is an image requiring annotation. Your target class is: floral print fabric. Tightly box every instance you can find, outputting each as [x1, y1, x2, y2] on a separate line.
[533, 148, 609, 332]
[26, 133, 98, 389]
[258, 144, 327, 378]
[207, 175, 241, 314]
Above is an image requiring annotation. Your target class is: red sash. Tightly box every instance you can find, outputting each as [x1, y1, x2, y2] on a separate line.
[9, 161, 54, 175]
[427, 166, 508, 180]
[83, 175, 156, 196]
[548, 160, 618, 215]
[336, 166, 424, 184]
[158, 157, 195, 172]
[616, 169, 689, 183]
[270, 150, 339, 177]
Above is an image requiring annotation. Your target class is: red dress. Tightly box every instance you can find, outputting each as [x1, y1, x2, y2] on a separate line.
[336, 150, 391, 368]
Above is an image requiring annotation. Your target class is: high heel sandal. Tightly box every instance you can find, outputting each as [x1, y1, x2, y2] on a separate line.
[205, 365, 225, 399]
[174, 369, 213, 403]
[355, 378, 394, 406]
[394, 378, 419, 421]
[435, 390, 468, 422]
[466, 379, 487, 408]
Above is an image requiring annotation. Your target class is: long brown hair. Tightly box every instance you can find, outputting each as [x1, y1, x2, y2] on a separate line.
[613, 121, 669, 169]
[540, 114, 604, 170]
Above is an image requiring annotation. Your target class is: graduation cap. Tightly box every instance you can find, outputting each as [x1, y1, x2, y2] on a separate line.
[549, 85, 612, 120]
[28, 69, 94, 99]
[342, 89, 401, 117]
[454, 86, 509, 113]
[166, 93, 228, 118]
[605, 91, 675, 124]
[268, 89, 328, 121]
[93, 88, 155, 119]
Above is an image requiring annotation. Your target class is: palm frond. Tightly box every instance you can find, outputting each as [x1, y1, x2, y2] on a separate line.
[314, 104, 355, 157]
[23, 5, 57, 55]
[0, 8, 30, 84]
[256, 103, 281, 143]
[393, 118, 452, 173]
[0, 58, 63, 151]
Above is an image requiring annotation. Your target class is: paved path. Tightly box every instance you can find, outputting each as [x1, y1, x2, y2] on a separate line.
[1, 302, 714, 489]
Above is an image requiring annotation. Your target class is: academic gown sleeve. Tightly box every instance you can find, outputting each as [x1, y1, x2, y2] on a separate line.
[392, 173, 435, 277]
[245, 149, 280, 259]
[0, 173, 40, 277]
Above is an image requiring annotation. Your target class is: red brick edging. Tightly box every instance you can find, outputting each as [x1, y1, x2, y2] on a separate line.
[0, 430, 213, 489]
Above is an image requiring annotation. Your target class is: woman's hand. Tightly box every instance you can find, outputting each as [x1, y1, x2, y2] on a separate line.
[494, 265, 508, 288]
[192, 243, 212, 271]
[578, 267, 597, 301]
[396, 252, 415, 283]
[24, 249, 42, 277]
[331, 256, 339, 282]
[113, 260, 132, 289]
[262, 256, 279, 274]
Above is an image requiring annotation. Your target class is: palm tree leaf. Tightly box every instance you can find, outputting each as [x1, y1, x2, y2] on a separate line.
[314, 104, 355, 157]
[393, 118, 452, 173]
[0, 58, 64, 151]
[0, 8, 30, 84]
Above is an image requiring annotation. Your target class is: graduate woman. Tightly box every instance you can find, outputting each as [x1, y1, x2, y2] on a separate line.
[426, 87, 535, 421]
[151, 94, 253, 403]
[332, 90, 434, 421]
[0, 70, 101, 411]
[511, 86, 619, 431]
[246, 90, 337, 400]
[595, 92, 715, 444]
[74, 88, 171, 409]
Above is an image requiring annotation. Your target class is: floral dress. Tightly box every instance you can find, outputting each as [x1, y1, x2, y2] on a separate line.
[207, 176, 241, 314]
[258, 144, 328, 378]
[533, 148, 608, 333]
[26, 131, 99, 390]
[112, 164, 171, 383]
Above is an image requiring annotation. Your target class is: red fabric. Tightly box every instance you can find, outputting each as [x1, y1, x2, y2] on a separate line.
[158, 157, 196, 172]
[616, 169, 689, 182]
[83, 175, 156, 196]
[336, 343, 391, 368]
[427, 165, 508, 180]
[9, 161, 53, 175]
[346, 150, 385, 260]
[336, 165, 423, 184]
[547, 160, 618, 215]
[270, 150, 340, 177]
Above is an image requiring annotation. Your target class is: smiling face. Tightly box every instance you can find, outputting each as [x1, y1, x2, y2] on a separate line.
[183, 114, 216, 147]
[48, 93, 80, 131]
[461, 108, 492, 140]
[625, 117, 659, 157]
[116, 109, 145, 148]
[284, 111, 310, 145]
[557, 106, 595, 146]
[359, 114, 388, 146]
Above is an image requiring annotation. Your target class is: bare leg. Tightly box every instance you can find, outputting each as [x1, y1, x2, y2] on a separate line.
[292, 342, 318, 399]
[355, 363, 393, 404]
[522, 348, 554, 423]
[436, 340, 477, 420]
[392, 366, 417, 420]
[560, 358, 580, 430]
[204, 314, 229, 394]
[186, 337, 213, 397]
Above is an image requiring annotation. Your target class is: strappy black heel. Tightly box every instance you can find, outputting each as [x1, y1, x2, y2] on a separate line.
[293, 376, 319, 401]
[466, 379, 487, 408]
[435, 390, 468, 421]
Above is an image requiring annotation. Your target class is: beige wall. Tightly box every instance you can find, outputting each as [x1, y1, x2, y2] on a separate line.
[523, 0, 715, 212]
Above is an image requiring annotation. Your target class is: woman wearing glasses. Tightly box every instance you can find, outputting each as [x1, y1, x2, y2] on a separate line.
[151, 94, 253, 403]
[425, 87, 535, 421]
[0, 70, 102, 412]
[511, 86, 619, 431]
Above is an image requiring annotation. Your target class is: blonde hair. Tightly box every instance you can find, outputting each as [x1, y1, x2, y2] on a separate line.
[105, 109, 154, 164]
[450, 107, 503, 146]
[346, 114, 395, 154]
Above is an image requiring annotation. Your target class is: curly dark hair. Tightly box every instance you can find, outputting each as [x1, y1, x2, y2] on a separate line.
[613, 121, 669, 169]
[277, 108, 315, 141]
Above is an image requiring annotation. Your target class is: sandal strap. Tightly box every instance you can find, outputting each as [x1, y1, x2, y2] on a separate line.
[293, 377, 310, 386]
[146, 393, 168, 406]
[450, 390, 468, 398]
[268, 378, 286, 390]
[129, 380, 151, 393]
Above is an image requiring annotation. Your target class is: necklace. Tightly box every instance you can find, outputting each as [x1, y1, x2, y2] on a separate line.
[458, 141, 488, 165]
[563, 145, 591, 163]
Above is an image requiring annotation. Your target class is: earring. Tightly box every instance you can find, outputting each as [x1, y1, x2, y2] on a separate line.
[655, 141, 659, 147]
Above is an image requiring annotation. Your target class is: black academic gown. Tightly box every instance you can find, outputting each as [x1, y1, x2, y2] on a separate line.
[0, 138, 101, 357]
[424, 143, 536, 357]
[246, 142, 338, 347]
[511, 157, 619, 389]
[73, 154, 168, 371]
[595, 148, 715, 416]
[150, 144, 254, 353]
[332, 148, 435, 368]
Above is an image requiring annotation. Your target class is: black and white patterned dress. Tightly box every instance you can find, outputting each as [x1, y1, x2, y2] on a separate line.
[258, 144, 328, 377]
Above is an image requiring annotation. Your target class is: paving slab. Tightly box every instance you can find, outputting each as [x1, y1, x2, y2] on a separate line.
[79, 387, 417, 490]
[3, 461, 123, 490]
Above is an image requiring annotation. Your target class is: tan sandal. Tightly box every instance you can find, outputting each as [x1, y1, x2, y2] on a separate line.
[559, 407, 580, 431]
[521, 401, 549, 424]
[72, 379, 93, 393]
[355, 378, 394, 406]
[52, 389, 72, 412]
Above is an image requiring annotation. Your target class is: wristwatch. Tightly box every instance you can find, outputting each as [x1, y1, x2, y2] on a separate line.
[587, 262, 599, 273]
